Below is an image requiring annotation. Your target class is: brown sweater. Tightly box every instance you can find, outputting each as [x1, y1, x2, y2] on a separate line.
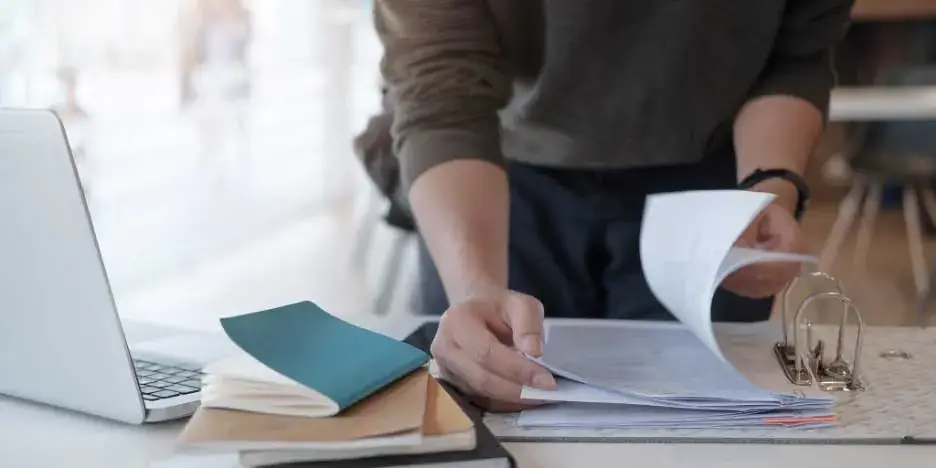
[374, 0, 855, 189]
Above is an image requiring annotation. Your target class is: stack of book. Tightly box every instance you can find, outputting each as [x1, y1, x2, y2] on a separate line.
[176, 302, 512, 467]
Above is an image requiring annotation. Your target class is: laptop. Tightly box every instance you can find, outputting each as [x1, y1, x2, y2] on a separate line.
[0, 108, 232, 424]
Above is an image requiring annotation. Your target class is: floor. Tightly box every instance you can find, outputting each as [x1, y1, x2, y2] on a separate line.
[4, 1, 935, 335]
[801, 200, 936, 327]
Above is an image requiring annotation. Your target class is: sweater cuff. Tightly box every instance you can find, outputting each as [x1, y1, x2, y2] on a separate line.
[398, 124, 506, 192]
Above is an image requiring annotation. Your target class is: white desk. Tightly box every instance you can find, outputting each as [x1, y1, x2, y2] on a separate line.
[830, 86, 936, 121]
[3, 313, 936, 468]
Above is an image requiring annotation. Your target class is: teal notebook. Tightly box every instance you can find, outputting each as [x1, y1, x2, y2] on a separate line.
[200, 301, 429, 417]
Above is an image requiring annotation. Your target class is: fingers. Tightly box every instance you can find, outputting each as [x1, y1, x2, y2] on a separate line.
[452, 316, 555, 389]
[725, 205, 808, 298]
[502, 293, 545, 357]
[755, 207, 808, 292]
[735, 219, 760, 248]
[435, 350, 524, 403]
[758, 204, 805, 252]
[431, 300, 556, 404]
[435, 357, 549, 412]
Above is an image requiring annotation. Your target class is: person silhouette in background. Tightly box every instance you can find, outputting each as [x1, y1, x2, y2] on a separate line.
[178, 0, 252, 177]
[373, 0, 854, 410]
[179, 0, 252, 107]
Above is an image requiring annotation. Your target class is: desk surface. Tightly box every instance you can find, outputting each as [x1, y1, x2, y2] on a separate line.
[3, 395, 936, 468]
[3, 313, 936, 468]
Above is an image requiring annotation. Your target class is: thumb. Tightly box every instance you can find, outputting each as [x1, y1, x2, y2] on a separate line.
[736, 217, 761, 248]
[502, 292, 545, 357]
[757, 208, 796, 251]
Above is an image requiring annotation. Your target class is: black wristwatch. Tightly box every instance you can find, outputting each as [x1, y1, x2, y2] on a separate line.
[737, 168, 810, 221]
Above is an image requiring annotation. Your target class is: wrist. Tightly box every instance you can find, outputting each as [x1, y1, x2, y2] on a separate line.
[748, 178, 799, 215]
[448, 275, 508, 304]
[737, 168, 810, 220]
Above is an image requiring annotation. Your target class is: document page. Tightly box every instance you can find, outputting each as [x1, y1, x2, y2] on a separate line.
[518, 401, 836, 429]
[639, 190, 816, 360]
[716, 247, 817, 287]
[525, 321, 829, 401]
[532, 322, 761, 399]
[520, 321, 834, 429]
[519, 190, 831, 429]
[529, 321, 828, 401]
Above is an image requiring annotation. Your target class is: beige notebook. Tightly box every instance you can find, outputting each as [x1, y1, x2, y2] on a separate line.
[239, 375, 477, 466]
[177, 369, 429, 452]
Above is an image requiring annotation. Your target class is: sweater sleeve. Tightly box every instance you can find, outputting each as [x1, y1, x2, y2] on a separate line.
[374, 0, 512, 190]
[747, 0, 855, 118]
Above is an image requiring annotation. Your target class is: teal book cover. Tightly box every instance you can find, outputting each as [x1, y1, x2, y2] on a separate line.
[220, 301, 429, 412]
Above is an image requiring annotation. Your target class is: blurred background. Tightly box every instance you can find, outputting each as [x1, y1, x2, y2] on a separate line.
[0, 0, 400, 329]
[1, 0, 935, 329]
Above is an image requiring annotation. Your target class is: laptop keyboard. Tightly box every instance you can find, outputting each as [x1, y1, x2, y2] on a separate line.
[133, 359, 204, 402]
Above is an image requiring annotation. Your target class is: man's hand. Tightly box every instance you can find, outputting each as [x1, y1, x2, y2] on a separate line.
[430, 290, 556, 412]
[722, 183, 808, 299]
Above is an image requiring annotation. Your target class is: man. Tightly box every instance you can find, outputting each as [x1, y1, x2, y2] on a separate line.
[374, 0, 854, 410]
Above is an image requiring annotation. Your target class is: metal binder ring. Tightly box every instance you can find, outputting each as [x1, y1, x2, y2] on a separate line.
[793, 291, 865, 391]
[780, 271, 844, 348]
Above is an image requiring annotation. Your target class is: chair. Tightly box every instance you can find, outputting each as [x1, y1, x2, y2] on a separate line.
[350, 90, 419, 316]
[819, 67, 936, 323]
[372, 191, 417, 316]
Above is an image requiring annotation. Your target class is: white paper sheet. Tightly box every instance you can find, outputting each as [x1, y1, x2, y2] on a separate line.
[517, 402, 835, 429]
[528, 321, 829, 401]
[523, 375, 827, 410]
[518, 190, 832, 430]
[716, 247, 818, 288]
[639, 190, 816, 361]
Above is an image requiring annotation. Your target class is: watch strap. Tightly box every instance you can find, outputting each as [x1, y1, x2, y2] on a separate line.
[737, 168, 810, 220]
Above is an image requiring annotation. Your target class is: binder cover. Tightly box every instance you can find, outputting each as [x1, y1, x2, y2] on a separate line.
[404, 269, 936, 447]
[485, 324, 936, 445]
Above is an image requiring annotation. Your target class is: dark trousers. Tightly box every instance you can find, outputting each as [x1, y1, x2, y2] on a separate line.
[417, 150, 774, 321]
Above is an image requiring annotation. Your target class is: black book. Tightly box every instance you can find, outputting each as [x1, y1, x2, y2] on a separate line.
[245, 323, 516, 468]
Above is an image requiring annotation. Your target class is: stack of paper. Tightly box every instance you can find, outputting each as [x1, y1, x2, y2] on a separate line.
[520, 321, 835, 429]
[175, 301, 479, 465]
[519, 190, 835, 430]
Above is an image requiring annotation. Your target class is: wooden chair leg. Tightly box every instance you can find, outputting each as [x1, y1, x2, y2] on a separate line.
[921, 186, 936, 229]
[820, 180, 866, 272]
[854, 180, 883, 270]
[904, 186, 929, 299]
[918, 257, 936, 326]
[915, 187, 936, 325]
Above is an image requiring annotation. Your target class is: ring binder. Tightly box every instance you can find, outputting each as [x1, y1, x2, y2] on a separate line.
[774, 272, 865, 392]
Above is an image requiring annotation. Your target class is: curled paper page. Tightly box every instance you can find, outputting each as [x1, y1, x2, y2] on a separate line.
[639, 190, 817, 361]
[517, 191, 828, 429]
